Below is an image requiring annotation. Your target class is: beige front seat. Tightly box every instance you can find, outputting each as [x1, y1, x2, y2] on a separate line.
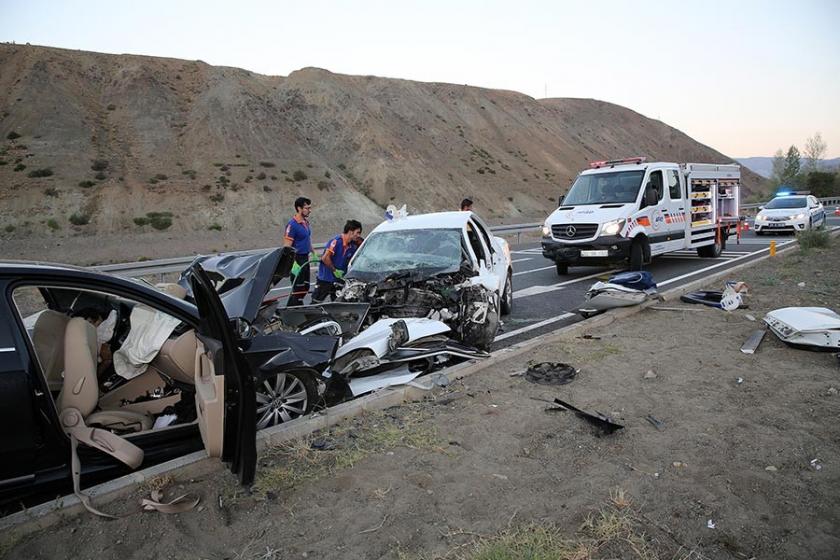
[151, 329, 198, 385]
[32, 310, 70, 391]
[58, 318, 150, 477]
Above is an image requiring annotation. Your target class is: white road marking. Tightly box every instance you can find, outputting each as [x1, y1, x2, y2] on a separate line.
[513, 265, 556, 276]
[495, 313, 576, 341]
[511, 257, 533, 264]
[513, 270, 611, 298]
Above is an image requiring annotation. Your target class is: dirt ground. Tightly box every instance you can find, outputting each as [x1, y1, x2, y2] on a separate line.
[5, 241, 840, 560]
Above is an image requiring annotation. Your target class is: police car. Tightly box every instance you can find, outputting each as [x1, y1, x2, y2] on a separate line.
[754, 194, 826, 235]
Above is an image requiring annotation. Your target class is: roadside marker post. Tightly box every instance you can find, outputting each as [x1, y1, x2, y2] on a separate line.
[769, 240, 776, 257]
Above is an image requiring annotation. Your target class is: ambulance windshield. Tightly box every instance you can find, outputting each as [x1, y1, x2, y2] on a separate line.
[563, 170, 645, 205]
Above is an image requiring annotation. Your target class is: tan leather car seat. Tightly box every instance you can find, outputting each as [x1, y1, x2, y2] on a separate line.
[59, 318, 153, 434]
[151, 329, 198, 385]
[32, 310, 70, 391]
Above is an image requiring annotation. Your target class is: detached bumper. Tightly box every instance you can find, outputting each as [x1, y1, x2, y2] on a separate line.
[541, 236, 631, 264]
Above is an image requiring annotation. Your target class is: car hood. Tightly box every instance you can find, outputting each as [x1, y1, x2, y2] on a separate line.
[345, 266, 463, 285]
[758, 208, 807, 217]
[178, 248, 294, 323]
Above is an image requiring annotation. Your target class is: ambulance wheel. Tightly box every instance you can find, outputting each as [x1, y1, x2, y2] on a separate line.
[629, 240, 644, 271]
[555, 262, 568, 276]
[697, 239, 723, 258]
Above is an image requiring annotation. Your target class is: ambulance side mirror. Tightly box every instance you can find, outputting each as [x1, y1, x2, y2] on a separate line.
[557, 195, 565, 207]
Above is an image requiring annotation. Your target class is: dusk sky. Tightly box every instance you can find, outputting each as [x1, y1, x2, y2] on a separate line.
[2, 0, 838, 157]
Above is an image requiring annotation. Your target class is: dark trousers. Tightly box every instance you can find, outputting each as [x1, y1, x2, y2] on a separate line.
[311, 279, 338, 303]
[286, 254, 310, 307]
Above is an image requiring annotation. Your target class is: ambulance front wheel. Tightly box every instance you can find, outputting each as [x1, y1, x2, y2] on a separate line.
[555, 261, 568, 276]
[629, 240, 645, 271]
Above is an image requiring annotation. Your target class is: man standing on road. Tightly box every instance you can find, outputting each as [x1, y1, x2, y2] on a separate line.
[460, 198, 474, 212]
[312, 220, 363, 303]
[284, 196, 314, 306]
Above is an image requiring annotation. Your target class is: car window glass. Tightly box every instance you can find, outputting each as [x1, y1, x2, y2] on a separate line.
[10, 285, 195, 434]
[466, 223, 487, 264]
[765, 197, 807, 209]
[667, 170, 681, 200]
[473, 218, 495, 255]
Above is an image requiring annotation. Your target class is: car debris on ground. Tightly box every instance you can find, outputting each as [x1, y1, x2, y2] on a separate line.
[547, 397, 624, 435]
[763, 307, 840, 351]
[680, 281, 749, 311]
[740, 329, 767, 354]
[523, 362, 579, 385]
[579, 271, 660, 317]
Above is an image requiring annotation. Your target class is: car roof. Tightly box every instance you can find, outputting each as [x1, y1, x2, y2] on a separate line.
[370, 211, 476, 233]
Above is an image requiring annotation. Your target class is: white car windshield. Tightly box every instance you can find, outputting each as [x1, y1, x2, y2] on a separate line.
[563, 170, 645, 205]
[350, 229, 464, 275]
[764, 197, 807, 209]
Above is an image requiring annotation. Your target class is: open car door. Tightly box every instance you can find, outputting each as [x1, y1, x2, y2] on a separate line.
[189, 264, 257, 485]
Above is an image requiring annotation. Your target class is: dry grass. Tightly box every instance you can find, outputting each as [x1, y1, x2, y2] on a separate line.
[253, 407, 441, 497]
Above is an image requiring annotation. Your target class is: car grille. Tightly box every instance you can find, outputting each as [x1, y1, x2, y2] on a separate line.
[551, 223, 598, 240]
[768, 217, 787, 222]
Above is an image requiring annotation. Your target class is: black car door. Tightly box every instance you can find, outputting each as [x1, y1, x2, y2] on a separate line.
[188, 264, 257, 485]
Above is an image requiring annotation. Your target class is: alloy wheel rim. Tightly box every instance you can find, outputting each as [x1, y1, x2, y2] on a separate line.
[255, 373, 308, 428]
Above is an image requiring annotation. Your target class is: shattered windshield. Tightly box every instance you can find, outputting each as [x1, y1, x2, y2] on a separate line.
[765, 197, 807, 209]
[563, 170, 645, 205]
[350, 229, 464, 276]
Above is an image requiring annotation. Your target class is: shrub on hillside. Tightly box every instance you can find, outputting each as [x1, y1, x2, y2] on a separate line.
[28, 168, 54, 178]
[259, 161, 275, 168]
[78, 180, 95, 188]
[91, 160, 109, 171]
[6, 131, 21, 140]
[146, 212, 173, 230]
[44, 187, 59, 197]
[292, 170, 307, 181]
[94, 172, 107, 181]
[208, 223, 223, 231]
[47, 219, 60, 231]
[13, 163, 25, 172]
[69, 213, 90, 226]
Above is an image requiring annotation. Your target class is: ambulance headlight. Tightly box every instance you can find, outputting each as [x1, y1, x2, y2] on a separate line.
[601, 219, 625, 236]
[542, 225, 550, 236]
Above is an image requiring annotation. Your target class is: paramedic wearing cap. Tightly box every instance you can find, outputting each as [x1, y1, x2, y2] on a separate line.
[284, 196, 314, 306]
[312, 220, 363, 303]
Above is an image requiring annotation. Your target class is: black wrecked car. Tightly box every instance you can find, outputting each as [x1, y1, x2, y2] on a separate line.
[0, 248, 337, 513]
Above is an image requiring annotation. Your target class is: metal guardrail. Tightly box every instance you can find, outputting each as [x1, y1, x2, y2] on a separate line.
[93, 222, 543, 278]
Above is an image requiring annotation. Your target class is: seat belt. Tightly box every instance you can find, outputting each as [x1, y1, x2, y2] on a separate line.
[62, 408, 144, 518]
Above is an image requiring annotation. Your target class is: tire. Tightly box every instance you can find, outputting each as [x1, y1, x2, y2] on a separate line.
[500, 270, 513, 315]
[697, 238, 722, 258]
[556, 261, 568, 276]
[255, 369, 317, 429]
[629, 240, 644, 271]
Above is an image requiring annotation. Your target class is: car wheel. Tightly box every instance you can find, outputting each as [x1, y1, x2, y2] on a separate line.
[629, 240, 644, 271]
[556, 262, 568, 276]
[500, 270, 513, 315]
[255, 370, 317, 429]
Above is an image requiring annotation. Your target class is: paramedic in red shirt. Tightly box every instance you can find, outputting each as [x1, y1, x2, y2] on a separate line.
[312, 220, 363, 303]
[283, 196, 314, 306]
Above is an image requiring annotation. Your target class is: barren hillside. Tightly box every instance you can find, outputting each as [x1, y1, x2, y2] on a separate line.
[0, 44, 761, 264]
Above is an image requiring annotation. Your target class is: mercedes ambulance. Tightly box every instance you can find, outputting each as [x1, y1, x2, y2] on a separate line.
[541, 158, 741, 274]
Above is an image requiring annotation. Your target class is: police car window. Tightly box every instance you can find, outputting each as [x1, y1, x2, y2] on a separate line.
[466, 223, 487, 263]
[647, 171, 665, 202]
[667, 170, 681, 200]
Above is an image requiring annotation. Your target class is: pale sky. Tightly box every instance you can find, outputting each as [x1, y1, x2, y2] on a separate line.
[2, 0, 838, 157]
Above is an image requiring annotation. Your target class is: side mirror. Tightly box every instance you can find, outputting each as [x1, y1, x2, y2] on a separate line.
[758, 206, 764, 210]
[557, 195, 565, 207]
[274, 246, 296, 281]
[641, 184, 657, 208]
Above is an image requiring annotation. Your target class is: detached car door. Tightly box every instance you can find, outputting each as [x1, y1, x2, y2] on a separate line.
[189, 264, 257, 485]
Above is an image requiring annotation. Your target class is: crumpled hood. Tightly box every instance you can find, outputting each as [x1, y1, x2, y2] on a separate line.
[546, 204, 631, 226]
[178, 248, 294, 322]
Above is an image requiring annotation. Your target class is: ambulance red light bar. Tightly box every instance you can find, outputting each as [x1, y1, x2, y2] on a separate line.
[589, 157, 647, 169]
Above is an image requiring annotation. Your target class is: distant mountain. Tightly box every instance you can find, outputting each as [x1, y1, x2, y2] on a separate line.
[737, 157, 840, 178]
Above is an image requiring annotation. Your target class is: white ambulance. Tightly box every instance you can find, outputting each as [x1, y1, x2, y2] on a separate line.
[541, 158, 741, 274]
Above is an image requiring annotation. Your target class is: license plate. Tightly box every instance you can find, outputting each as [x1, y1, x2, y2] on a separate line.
[766, 223, 786, 228]
[580, 250, 609, 257]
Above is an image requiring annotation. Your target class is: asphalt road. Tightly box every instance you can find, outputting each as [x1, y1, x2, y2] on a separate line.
[266, 210, 840, 351]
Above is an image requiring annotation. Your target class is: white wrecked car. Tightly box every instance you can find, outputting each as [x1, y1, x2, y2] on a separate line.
[337, 211, 513, 350]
